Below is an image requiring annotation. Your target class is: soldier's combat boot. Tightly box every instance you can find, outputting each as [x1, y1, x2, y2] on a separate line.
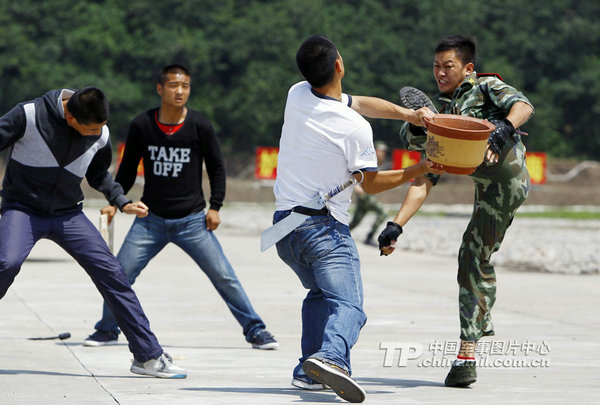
[399, 86, 438, 113]
[444, 359, 477, 387]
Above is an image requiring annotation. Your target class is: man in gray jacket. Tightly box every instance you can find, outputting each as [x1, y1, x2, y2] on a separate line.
[0, 86, 186, 379]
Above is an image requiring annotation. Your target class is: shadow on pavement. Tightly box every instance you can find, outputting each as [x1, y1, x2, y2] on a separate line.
[182, 386, 397, 401]
[0, 368, 151, 379]
[182, 387, 342, 402]
[356, 377, 444, 388]
[25, 258, 73, 263]
[0, 369, 89, 377]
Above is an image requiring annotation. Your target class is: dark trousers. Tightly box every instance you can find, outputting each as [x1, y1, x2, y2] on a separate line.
[0, 208, 162, 362]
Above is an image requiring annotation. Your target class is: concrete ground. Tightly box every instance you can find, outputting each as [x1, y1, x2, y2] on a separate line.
[0, 207, 598, 404]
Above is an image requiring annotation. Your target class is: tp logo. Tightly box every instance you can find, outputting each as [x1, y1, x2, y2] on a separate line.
[380, 342, 423, 367]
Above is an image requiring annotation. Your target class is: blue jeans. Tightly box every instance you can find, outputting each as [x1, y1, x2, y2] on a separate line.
[0, 209, 162, 362]
[274, 211, 366, 381]
[95, 210, 265, 339]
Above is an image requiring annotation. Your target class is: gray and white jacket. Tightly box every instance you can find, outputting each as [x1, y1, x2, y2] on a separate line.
[0, 89, 129, 216]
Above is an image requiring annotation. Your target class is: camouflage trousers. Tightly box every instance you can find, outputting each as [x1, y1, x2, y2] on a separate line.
[349, 193, 387, 237]
[458, 168, 530, 341]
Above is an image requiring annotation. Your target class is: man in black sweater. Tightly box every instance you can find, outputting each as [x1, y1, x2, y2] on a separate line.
[84, 65, 277, 350]
[0, 87, 186, 378]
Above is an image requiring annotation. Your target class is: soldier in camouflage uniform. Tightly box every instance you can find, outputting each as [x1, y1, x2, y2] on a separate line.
[377, 35, 534, 387]
[349, 142, 389, 246]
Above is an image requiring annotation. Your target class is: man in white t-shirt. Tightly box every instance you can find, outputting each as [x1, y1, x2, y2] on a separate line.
[274, 35, 439, 403]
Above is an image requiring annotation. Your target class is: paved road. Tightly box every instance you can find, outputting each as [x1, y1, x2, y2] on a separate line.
[1, 207, 598, 404]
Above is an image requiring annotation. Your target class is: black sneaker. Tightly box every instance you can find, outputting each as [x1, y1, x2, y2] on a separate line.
[247, 329, 279, 350]
[399, 86, 438, 113]
[444, 359, 477, 387]
[302, 357, 366, 403]
[83, 330, 119, 347]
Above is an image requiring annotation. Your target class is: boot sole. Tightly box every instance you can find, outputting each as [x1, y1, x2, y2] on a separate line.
[399, 86, 438, 113]
[445, 378, 477, 387]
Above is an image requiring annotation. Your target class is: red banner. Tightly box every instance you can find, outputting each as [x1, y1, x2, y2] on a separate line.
[392, 149, 421, 170]
[526, 152, 547, 184]
[251, 147, 546, 184]
[116, 142, 144, 177]
[255, 146, 279, 180]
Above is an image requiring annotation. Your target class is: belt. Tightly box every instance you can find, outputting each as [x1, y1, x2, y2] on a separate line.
[291, 205, 329, 216]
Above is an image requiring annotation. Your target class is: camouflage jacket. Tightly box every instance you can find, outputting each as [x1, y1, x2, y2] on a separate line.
[435, 72, 532, 120]
[400, 72, 534, 183]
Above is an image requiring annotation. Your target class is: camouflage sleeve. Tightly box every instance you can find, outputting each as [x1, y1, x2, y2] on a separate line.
[483, 77, 534, 114]
[399, 121, 427, 152]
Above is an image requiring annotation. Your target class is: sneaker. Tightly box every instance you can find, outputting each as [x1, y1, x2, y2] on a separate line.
[130, 352, 187, 379]
[302, 357, 366, 403]
[399, 86, 438, 113]
[444, 359, 477, 387]
[83, 330, 119, 347]
[247, 330, 279, 350]
[291, 377, 328, 390]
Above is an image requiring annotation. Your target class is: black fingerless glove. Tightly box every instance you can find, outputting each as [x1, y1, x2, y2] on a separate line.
[488, 118, 515, 155]
[378, 221, 403, 251]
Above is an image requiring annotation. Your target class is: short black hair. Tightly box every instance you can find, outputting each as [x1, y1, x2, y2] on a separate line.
[296, 35, 339, 88]
[435, 35, 476, 66]
[157, 64, 191, 85]
[66, 87, 109, 124]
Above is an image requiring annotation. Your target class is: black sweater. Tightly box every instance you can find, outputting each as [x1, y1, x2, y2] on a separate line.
[0, 89, 129, 216]
[117, 108, 226, 218]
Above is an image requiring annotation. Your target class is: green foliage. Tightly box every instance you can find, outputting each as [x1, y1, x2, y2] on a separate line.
[0, 0, 598, 160]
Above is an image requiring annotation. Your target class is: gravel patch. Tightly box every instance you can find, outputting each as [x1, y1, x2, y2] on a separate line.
[219, 202, 600, 276]
[396, 215, 600, 275]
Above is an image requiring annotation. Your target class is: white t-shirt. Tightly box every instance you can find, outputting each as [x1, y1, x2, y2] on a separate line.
[274, 81, 378, 224]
